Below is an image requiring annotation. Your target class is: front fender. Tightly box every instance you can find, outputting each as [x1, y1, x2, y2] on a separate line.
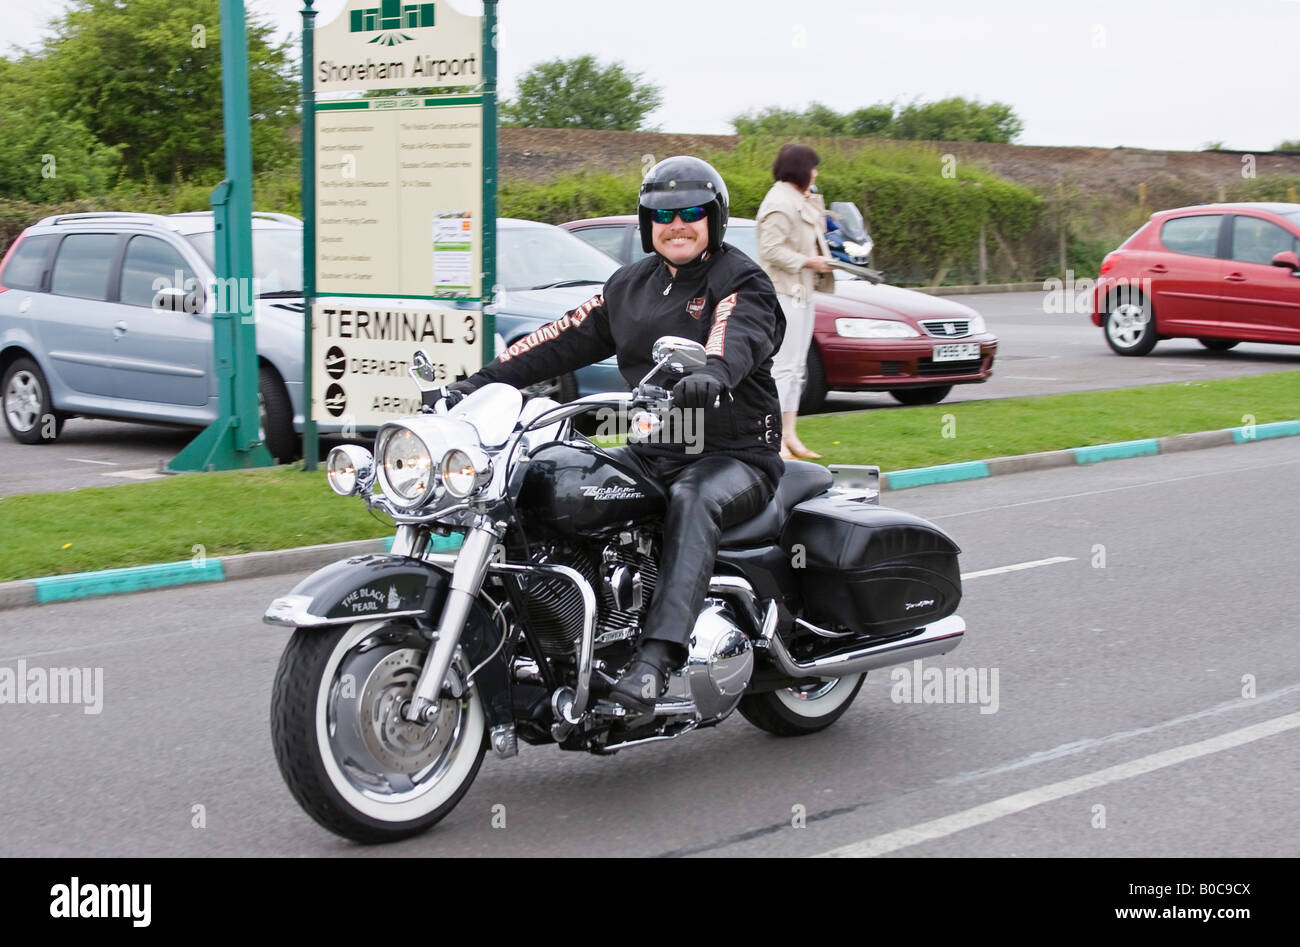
[264, 553, 513, 728]
[264, 554, 447, 628]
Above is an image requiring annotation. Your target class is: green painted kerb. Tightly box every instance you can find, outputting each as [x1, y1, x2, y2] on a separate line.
[886, 461, 990, 490]
[1074, 439, 1159, 464]
[31, 560, 226, 603]
[1232, 420, 1300, 443]
[383, 534, 465, 554]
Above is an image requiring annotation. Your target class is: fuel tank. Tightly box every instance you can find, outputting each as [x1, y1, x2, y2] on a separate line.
[517, 442, 666, 537]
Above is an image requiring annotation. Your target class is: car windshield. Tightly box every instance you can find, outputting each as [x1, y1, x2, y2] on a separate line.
[724, 224, 759, 261]
[185, 228, 304, 295]
[498, 226, 619, 291]
[1282, 211, 1300, 231]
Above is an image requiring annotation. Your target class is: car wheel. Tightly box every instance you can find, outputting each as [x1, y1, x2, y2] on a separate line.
[889, 385, 952, 406]
[519, 372, 578, 404]
[1104, 295, 1158, 356]
[798, 346, 828, 414]
[258, 365, 297, 463]
[1198, 338, 1240, 352]
[3, 357, 63, 444]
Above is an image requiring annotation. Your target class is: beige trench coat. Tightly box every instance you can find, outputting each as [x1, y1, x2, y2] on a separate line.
[755, 181, 832, 300]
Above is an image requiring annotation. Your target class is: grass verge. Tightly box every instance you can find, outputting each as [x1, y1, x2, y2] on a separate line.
[3, 370, 1298, 582]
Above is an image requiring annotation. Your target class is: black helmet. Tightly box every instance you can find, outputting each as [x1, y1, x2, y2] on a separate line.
[638, 156, 730, 255]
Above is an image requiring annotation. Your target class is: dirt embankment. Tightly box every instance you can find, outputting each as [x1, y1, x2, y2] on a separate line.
[500, 128, 1300, 197]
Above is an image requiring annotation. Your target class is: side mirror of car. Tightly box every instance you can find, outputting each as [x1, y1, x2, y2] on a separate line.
[1270, 250, 1300, 274]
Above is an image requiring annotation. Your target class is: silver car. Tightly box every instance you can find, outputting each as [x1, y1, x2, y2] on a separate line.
[0, 211, 307, 460]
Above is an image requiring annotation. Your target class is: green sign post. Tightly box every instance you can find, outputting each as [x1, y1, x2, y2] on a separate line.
[169, 0, 272, 472]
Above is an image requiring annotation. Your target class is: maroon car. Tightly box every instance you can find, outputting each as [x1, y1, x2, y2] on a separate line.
[562, 215, 997, 409]
[1091, 202, 1300, 355]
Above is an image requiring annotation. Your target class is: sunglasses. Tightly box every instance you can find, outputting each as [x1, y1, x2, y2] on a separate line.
[650, 205, 707, 224]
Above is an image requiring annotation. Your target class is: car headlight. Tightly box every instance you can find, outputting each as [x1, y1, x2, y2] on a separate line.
[439, 447, 492, 498]
[325, 445, 374, 496]
[377, 427, 437, 507]
[967, 313, 987, 334]
[835, 318, 920, 339]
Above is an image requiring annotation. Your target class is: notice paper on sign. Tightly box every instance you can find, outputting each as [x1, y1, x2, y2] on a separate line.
[434, 213, 474, 296]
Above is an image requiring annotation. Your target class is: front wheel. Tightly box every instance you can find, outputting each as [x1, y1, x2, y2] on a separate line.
[271, 620, 487, 843]
[738, 673, 866, 736]
[798, 346, 828, 414]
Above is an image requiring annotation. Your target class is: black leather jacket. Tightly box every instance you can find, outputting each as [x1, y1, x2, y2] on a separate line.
[460, 243, 787, 487]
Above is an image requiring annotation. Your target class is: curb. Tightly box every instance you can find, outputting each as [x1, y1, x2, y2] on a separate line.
[911, 281, 1045, 297]
[878, 420, 1299, 491]
[2, 420, 1297, 611]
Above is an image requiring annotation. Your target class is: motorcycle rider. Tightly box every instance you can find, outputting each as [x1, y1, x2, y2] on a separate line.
[446, 156, 787, 713]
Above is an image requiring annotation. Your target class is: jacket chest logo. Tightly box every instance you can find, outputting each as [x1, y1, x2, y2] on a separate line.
[686, 296, 707, 320]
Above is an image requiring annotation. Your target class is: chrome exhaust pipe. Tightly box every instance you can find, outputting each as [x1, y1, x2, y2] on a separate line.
[766, 614, 965, 678]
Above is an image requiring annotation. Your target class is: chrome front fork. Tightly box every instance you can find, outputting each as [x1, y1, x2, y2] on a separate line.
[404, 523, 499, 723]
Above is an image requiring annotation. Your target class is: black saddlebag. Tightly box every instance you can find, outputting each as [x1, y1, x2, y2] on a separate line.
[780, 496, 962, 636]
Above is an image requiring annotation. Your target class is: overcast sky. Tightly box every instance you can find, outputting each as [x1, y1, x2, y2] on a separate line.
[5, 0, 1297, 152]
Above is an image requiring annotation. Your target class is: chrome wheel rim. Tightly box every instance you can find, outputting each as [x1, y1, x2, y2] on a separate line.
[318, 623, 482, 818]
[4, 370, 42, 433]
[1107, 303, 1148, 348]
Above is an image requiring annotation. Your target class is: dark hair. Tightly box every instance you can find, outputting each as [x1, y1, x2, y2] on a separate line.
[772, 144, 820, 190]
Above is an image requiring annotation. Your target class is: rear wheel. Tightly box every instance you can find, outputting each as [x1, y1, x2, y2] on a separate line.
[738, 673, 866, 736]
[2, 357, 63, 444]
[889, 385, 952, 406]
[1198, 338, 1240, 351]
[1104, 295, 1158, 355]
[270, 619, 487, 843]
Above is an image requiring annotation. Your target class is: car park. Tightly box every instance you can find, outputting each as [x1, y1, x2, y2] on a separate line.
[0, 214, 620, 458]
[561, 215, 997, 409]
[1091, 202, 1300, 355]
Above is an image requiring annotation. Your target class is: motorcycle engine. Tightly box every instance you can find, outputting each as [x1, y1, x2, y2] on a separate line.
[664, 599, 753, 721]
[518, 533, 659, 658]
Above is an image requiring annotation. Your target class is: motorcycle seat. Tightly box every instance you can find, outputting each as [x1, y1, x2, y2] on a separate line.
[719, 460, 833, 549]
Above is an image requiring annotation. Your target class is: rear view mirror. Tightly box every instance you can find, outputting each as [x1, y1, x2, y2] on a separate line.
[651, 336, 708, 373]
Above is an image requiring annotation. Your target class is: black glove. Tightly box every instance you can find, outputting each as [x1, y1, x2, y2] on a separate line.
[421, 381, 475, 412]
[671, 373, 724, 410]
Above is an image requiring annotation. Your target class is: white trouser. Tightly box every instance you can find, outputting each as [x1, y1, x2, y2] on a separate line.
[771, 292, 815, 412]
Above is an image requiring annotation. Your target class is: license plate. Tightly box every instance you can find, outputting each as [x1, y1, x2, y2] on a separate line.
[932, 343, 980, 362]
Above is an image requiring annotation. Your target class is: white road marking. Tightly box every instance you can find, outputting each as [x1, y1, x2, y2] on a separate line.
[101, 468, 164, 480]
[68, 458, 117, 466]
[817, 711, 1300, 858]
[930, 456, 1300, 520]
[961, 556, 1074, 579]
[940, 681, 1300, 787]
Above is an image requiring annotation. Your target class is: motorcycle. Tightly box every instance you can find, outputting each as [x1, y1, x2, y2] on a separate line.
[266, 337, 966, 842]
[825, 200, 873, 266]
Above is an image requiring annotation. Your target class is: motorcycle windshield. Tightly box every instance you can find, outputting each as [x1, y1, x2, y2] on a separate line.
[450, 382, 523, 448]
[829, 202, 869, 243]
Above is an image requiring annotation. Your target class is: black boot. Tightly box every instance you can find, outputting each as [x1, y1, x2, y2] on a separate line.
[609, 640, 682, 714]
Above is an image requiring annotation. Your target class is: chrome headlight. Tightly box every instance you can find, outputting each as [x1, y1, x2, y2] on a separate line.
[376, 426, 437, 509]
[439, 447, 492, 498]
[325, 445, 374, 496]
[835, 318, 920, 339]
[967, 313, 987, 334]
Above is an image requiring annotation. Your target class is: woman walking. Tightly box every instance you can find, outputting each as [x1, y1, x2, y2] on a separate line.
[756, 144, 833, 460]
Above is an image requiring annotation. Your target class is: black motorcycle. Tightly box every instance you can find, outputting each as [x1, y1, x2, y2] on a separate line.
[266, 336, 965, 842]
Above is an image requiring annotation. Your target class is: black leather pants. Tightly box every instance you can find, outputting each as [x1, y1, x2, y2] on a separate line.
[608, 449, 774, 663]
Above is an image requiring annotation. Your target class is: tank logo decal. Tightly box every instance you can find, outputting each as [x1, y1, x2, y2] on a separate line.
[579, 485, 645, 501]
[905, 599, 937, 610]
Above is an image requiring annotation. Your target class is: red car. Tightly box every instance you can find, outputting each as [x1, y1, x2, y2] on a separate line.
[561, 216, 997, 409]
[1092, 202, 1300, 355]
